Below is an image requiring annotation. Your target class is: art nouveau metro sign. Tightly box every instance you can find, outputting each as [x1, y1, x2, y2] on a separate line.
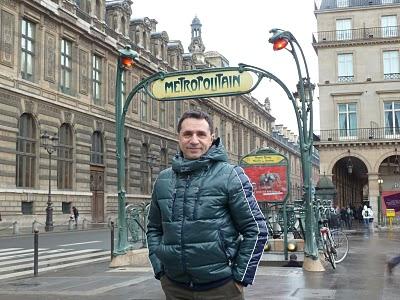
[147, 67, 256, 101]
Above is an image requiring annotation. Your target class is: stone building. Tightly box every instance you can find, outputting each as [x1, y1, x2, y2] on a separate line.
[314, 0, 400, 219]
[0, 0, 317, 226]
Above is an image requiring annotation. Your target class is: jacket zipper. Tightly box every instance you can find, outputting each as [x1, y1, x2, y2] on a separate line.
[192, 187, 200, 219]
[181, 175, 192, 280]
[171, 189, 177, 221]
[218, 229, 232, 266]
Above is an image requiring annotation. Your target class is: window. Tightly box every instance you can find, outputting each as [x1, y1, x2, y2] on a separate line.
[336, 19, 352, 40]
[160, 148, 168, 170]
[21, 19, 35, 81]
[16, 114, 36, 188]
[336, 0, 349, 8]
[121, 71, 126, 102]
[92, 55, 102, 104]
[338, 53, 354, 82]
[381, 15, 397, 38]
[383, 50, 400, 79]
[21, 201, 33, 215]
[220, 119, 226, 142]
[57, 123, 73, 189]
[61, 39, 72, 94]
[140, 144, 149, 194]
[62, 202, 72, 214]
[382, 0, 394, 4]
[175, 101, 182, 128]
[140, 90, 148, 122]
[90, 131, 104, 164]
[384, 101, 400, 135]
[124, 138, 129, 193]
[160, 101, 166, 128]
[338, 103, 357, 138]
[121, 17, 126, 36]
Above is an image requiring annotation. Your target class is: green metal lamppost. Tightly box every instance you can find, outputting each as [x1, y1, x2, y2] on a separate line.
[114, 46, 139, 255]
[268, 29, 319, 264]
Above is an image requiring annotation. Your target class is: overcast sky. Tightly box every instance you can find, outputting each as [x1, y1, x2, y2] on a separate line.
[132, 0, 319, 135]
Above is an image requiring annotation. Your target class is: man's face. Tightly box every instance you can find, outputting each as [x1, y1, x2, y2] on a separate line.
[178, 118, 214, 160]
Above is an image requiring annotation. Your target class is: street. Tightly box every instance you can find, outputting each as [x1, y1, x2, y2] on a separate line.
[0, 226, 399, 299]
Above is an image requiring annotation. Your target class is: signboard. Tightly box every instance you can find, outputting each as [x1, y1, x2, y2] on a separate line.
[383, 192, 400, 212]
[386, 208, 396, 217]
[240, 148, 289, 203]
[149, 69, 254, 100]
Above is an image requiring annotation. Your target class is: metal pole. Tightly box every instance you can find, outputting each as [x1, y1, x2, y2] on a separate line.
[33, 229, 39, 276]
[110, 221, 115, 260]
[378, 193, 381, 226]
[45, 152, 53, 232]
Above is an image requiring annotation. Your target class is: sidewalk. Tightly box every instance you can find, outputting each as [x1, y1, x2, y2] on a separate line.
[0, 227, 399, 299]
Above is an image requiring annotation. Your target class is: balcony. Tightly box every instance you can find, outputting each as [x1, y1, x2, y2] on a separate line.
[316, 0, 400, 11]
[313, 25, 400, 44]
[314, 127, 400, 143]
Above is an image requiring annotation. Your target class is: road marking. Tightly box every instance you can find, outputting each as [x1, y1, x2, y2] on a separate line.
[58, 241, 101, 246]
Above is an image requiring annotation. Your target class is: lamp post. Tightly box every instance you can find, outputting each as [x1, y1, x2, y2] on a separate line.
[268, 29, 320, 266]
[40, 131, 59, 232]
[378, 177, 383, 226]
[115, 45, 139, 255]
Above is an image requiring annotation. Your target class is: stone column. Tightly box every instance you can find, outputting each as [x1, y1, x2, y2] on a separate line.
[368, 173, 379, 226]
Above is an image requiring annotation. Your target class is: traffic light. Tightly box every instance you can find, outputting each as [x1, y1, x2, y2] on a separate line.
[273, 38, 288, 51]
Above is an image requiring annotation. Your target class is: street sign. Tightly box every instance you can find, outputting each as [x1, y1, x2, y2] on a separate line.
[386, 208, 395, 217]
[148, 68, 254, 100]
[240, 148, 289, 203]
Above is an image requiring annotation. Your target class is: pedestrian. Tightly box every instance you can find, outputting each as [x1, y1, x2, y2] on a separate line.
[362, 205, 373, 226]
[283, 254, 302, 267]
[146, 110, 268, 300]
[388, 255, 400, 275]
[72, 206, 79, 226]
[346, 206, 353, 229]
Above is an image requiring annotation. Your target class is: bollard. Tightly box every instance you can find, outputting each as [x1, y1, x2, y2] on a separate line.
[107, 216, 112, 228]
[12, 221, 19, 235]
[68, 218, 74, 230]
[32, 220, 38, 233]
[33, 229, 39, 276]
[82, 218, 88, 230]
[110, 221, 114, 260]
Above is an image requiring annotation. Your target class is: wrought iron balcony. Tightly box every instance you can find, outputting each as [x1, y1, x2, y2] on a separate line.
[314, 127, 400, 142]
[313, 26, 400, 44]
[338, 75, 354, 82]
[316, 0, 400, 11]
[384, 73, 400, 79]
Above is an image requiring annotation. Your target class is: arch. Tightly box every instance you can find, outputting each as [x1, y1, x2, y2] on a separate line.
[373, 149, 400, 173]
[16, 113, 37, 188]
[328, 150, 372, 175]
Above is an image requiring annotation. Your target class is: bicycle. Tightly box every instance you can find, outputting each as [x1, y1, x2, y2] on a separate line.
[319, 218, 337, 268]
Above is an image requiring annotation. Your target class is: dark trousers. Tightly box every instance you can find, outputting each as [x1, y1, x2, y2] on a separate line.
[389, 255, 400, 268]
[160, 276, 244, 300]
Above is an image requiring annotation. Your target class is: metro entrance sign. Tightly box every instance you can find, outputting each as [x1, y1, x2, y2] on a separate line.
[149, 69, 254, 100]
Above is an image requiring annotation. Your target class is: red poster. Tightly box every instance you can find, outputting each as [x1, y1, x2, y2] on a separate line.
[243, 165, 288, 202]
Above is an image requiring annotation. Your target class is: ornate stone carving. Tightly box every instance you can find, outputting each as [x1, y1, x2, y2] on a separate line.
[1, 10, 14, 67]
[0, 0, 16, 8]
[44, 32, 56, 82]
[0, 91, 19, 107]
[79, 49, 89, 94]
[44, 16, 57, 32]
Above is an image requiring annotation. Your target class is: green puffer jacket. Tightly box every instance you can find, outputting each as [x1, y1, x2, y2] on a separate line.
[146, 139, 268, 288]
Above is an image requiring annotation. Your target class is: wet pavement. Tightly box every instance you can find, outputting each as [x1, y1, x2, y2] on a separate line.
[0, 225, 399, 299]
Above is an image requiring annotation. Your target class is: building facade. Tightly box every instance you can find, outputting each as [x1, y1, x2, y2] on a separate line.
[0, 0, 317, 226]
[314, 0, 400, 219]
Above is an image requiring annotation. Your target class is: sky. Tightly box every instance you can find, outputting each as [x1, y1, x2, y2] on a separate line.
[131, 0, 319, 135]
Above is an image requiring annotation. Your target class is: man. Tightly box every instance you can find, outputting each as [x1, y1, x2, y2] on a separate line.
[146, 111, 268, 299]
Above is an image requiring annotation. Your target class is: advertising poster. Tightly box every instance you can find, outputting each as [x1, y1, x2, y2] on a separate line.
[383, 192, 400, 212]
[240, 150, 289, 203]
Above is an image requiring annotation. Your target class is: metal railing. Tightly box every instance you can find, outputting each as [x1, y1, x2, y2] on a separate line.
[313, 25, 400, 43]
[315, 127, 400, 142]
[125, 202, 150, 248]
[316, 0, 400, 11]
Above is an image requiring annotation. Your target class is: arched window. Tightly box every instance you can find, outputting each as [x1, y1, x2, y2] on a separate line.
[16, 113, 36, 187]
[58, 123, 73, 189]
[90, 131, 104, 164]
